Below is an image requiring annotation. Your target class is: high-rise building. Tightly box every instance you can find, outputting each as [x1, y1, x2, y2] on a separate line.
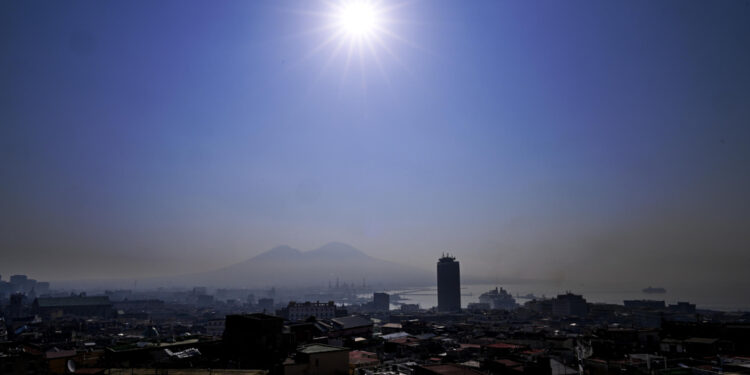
[437, 254, 461, 312]
[373, 292, 390, 312]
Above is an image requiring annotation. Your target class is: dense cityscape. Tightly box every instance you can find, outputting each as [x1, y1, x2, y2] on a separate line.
[2, 255, 749, 375]
[3, 0, 750, 374]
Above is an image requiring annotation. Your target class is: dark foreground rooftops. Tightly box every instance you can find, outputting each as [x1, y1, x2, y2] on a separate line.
[297, 343, 349, 355]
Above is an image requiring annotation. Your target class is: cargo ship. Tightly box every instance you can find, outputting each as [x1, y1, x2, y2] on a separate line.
[642, 286, 666, 294]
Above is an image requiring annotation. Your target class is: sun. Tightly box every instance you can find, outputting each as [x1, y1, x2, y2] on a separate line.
[292, 0, 414, 89]
[336, 1, 380, 38]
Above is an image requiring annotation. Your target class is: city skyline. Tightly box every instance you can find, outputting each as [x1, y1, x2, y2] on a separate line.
[2, 1, 749, 373]
[2, 1, 750, 297]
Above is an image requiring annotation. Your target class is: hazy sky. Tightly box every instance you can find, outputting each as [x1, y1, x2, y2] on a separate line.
[1, 1, 749, 288]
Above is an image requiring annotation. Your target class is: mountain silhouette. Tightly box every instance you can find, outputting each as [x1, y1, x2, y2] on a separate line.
[179, 242, 432, 288]
[304, 242, 370, 260]
[250, 245, 303, 262]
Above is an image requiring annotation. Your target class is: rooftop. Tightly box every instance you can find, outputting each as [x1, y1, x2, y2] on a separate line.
[382, 331, 410, 340]
[331, 316, 373, 330]
[349, 350, 379, 365]
[438, 254, 457, 262]
[486, 342, 523, 350]
[45, 349, 77, 359]
[685, 337, 719, 344]
[297, 344, 349, 355]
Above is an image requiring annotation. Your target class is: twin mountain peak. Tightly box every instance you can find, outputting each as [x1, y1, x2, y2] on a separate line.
[199, 242, 432, 287]
[251, 242, 371, 262]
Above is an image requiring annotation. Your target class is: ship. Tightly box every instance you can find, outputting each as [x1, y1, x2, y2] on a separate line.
[516, 292, 542, 300]
[642, 286, 667, 294]
[479, 287, 519, 310]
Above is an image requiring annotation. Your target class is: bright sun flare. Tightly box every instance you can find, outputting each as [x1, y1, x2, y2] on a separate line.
[299, 0, 413, 88]
[337, 2, 379, 37]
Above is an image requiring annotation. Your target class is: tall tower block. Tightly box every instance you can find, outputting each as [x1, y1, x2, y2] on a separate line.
[437, 254, 461, 312]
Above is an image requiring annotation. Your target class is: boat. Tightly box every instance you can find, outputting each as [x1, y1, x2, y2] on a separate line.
[516, 293, 541, 300]
[642, 286, 666, 294]
[479, 287, 518, 310]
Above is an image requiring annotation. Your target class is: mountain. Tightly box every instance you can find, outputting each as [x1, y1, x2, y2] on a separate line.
[305, 242, 370, 260]
[250, 245, 303, 262]
[182, 242, 433, 288]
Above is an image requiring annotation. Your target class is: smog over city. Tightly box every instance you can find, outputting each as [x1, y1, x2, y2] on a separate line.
[1, 1, 749, 374]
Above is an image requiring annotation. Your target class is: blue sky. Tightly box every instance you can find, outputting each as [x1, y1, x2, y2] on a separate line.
[1, 0, 749, 288]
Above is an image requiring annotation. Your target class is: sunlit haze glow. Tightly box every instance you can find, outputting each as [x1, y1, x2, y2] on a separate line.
[337, 1, 379, 38]
[303, 0, 408, 86]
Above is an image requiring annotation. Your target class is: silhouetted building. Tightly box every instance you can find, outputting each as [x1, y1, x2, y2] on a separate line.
[669, 302, 696, 313]
[284, 344, 349, 375]
[624, 300, 666, 310]
[373, 292, 390, 312]
[525, 298, 553, 314]
[8, 293, 25, 319]
[205, 318, 225, 337]
[437, 254, 460, 312]
[552, 293, 588, 317]
[223, 313, 285, 369]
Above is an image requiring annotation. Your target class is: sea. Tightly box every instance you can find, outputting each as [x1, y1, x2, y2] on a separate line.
[376, 282, 750, 312]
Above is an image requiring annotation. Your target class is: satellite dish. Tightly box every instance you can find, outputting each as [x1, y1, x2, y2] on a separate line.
[66, 359, 76, 373]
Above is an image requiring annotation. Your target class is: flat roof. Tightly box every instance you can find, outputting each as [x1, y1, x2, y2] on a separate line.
[297, 344, 349, 355]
